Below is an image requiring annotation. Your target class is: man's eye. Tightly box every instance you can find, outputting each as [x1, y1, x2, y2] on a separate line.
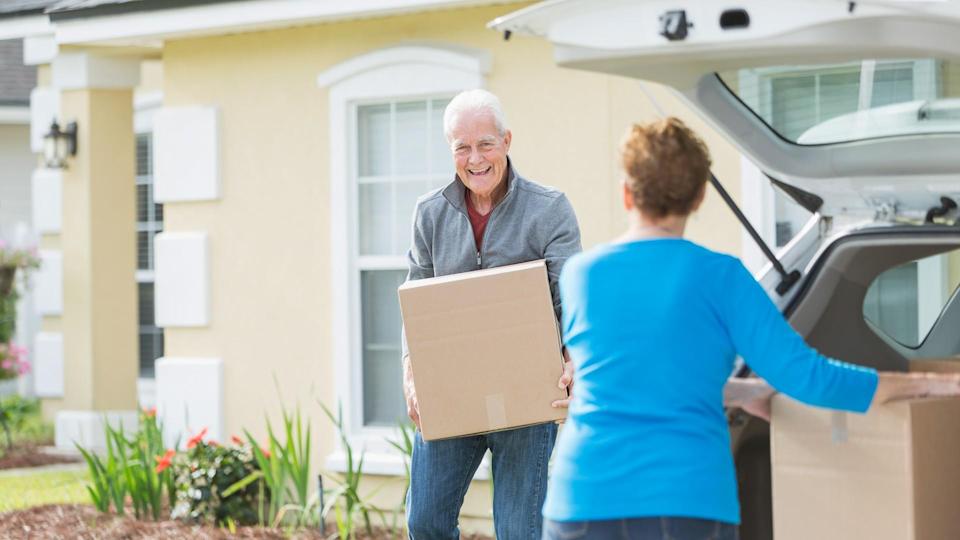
[479, 143, 494, 150]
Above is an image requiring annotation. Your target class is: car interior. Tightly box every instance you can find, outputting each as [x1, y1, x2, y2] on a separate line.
[736, 228, 960, 540]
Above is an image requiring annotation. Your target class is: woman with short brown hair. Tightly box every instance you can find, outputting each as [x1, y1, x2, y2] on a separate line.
[541, 117, 960, 540]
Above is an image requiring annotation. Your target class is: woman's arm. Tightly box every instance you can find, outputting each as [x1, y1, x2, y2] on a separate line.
[871, 371, 960, 407]
[724, 371, 960, 422]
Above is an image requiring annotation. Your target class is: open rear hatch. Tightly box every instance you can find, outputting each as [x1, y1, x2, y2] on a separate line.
[490, 0, 960, 222]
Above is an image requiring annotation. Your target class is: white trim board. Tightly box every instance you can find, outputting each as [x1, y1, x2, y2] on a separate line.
[54, 0, 518, 46]
[23, 34, 57, 66]
[0, 15, 51, 40]
[0, 106, 30, 125]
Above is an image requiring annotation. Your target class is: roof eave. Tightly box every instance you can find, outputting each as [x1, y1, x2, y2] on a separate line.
[52, 0, 517, 47]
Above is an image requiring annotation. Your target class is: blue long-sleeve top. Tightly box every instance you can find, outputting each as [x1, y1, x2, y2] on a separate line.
[543, 239, 878, 524]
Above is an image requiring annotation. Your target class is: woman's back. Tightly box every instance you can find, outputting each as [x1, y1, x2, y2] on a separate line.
[546, 238, 744, 524]
[545, 237, 878, 525]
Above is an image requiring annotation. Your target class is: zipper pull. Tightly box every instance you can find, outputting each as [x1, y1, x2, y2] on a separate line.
[477, 251, 481, 268]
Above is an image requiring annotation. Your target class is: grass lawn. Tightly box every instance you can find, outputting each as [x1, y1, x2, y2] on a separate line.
[0, 467, 90, 512]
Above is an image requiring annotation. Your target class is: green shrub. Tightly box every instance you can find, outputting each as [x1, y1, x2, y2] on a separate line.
[171, 432, 265, 526]
[77, 409, 176, 519]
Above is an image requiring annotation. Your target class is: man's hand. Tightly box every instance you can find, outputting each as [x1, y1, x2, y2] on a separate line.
[552, 348, 575, 409]
[723, 377, 776, 422]
[402, 355, 421, 431]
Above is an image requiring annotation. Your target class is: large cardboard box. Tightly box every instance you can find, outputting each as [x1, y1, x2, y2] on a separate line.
[398, 260, 567, 441]
[771, 359, 960, 540]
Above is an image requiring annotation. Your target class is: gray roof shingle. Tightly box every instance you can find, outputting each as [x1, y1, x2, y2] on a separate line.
[0, 39, 35, 106]
[0, 0, 60, 18]
[47, 0, 144, 12]
[46, 0, 237, 19]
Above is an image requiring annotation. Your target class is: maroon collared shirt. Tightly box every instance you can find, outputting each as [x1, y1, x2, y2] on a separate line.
[464, 190, 491, 251]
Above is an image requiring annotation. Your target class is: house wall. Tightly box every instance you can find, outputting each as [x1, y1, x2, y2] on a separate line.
[158, 2, 744, 529]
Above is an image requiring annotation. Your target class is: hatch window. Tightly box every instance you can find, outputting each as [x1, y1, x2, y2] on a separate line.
[719, 59, 960, 145]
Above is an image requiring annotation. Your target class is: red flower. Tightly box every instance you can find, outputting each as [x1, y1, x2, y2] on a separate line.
[143, 407, 157, 418]
[154, 449, 175, 473]
[261, 447, 271, 459]
[208, 440, 219, 447]
[231, 435, 244, 446]
[186, 427, 208, 449]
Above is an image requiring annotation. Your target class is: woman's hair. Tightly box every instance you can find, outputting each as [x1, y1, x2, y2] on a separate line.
[619, 117, 712, 219]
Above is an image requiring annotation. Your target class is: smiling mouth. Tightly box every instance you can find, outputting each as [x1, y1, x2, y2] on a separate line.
[468, 166, 492, 176]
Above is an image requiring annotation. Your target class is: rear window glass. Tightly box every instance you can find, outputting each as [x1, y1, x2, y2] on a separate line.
[718, 59, 960, 145]
[864, 249, 960, 348]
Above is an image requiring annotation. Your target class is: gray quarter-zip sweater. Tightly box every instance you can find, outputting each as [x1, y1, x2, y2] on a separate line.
[401, 163, 582, 359]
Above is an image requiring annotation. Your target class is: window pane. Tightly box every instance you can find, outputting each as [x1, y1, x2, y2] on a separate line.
[395, 101, 428, 176]
[394, 181, 427, 256]
[138, 281, 163, 378]
[360, 270, 406, 426]
[358, 182, 393, 256]
[358, 104, 391, 177]
[430, 99, 454, 180]
[137, 184, 149, 223]
[136, 134, 151, 177]
[864, 250, 960, 347]
[137, 231, 150, 270]
[138, 282, 154, 326]
[872, 65, 914, 107]
[817, 71, 860, 125]
[771, 76, 817, 141]
[139, 328, 163, 378]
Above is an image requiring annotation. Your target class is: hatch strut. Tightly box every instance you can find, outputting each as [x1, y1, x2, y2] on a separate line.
[709, 173, 801, 295]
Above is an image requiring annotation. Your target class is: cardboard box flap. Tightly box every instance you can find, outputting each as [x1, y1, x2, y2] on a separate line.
[909, 357, 960, 374]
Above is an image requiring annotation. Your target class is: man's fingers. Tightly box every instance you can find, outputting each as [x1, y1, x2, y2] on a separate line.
[558, 360, 574, 389]
[552, 397, 572, 408]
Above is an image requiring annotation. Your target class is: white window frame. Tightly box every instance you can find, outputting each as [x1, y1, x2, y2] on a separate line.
[134, 91, 163, 394]
[318, 45, 490, 475]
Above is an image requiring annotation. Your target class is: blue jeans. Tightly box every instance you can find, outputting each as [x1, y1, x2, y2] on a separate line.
[543, 518, 739, 540]
[406, 422, 557, 540]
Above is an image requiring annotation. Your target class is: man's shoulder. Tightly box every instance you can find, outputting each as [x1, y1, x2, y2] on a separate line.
[514, 174, 567, 201]
[415, 185, 450, 213]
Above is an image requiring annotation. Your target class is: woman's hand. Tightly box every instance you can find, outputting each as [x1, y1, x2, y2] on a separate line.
[724, 377, 777, 421]
[872, 371, 960, 409]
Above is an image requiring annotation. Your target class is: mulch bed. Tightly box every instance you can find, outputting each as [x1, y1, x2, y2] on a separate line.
[0, 504, 494, 539]
[0, 443, 80, 471]
[0, 444, 80, 470]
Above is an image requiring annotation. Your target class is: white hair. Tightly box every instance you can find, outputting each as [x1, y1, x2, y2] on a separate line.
[443, 89, 508, 143]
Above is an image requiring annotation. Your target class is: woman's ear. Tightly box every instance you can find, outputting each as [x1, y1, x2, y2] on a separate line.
[622, 181, 635, 211]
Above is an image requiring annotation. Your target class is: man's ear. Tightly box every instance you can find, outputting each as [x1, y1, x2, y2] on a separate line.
[503, 130, 512, 153]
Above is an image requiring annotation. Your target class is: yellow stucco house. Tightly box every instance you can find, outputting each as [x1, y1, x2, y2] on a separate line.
[0, 0, 888, 531]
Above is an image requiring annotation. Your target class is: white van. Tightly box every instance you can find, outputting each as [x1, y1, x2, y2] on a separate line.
[491, 2, 960, 539]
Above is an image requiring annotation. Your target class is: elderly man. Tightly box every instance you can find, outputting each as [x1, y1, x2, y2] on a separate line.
[401, 89, 582, 540]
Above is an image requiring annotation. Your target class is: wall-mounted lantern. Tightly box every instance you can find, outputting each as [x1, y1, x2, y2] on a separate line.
[43, 120, 78, 170]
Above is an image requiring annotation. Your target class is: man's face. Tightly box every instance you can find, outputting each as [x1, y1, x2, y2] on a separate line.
[449, 110, 512, 199]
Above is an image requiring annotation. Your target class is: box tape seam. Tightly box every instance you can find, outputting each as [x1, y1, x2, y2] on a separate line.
[831, 411, 848, 443]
